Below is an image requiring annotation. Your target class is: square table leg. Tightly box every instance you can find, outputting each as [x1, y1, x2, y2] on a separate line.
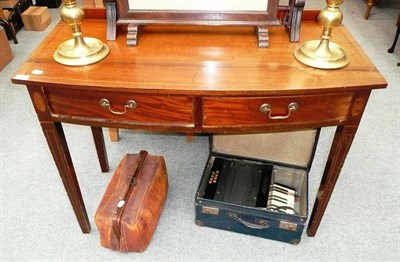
[307, 90, 371, 236]
[40, 121, 91, 233]
[307, 125, 357, 236]
[91, 126, 109, 172]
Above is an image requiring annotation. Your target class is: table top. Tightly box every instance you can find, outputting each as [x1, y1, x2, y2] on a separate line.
[12, 19, 387, 95]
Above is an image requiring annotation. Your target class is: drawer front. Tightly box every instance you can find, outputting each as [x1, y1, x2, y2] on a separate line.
[46, 89, 194, 126]
[203, 93, 353, 128]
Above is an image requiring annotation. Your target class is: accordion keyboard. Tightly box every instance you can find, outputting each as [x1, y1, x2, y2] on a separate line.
[267, 184, 296, 215]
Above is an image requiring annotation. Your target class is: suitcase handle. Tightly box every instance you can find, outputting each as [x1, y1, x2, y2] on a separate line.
[228, 213, 270, 230]
[112, 150, 148, 242]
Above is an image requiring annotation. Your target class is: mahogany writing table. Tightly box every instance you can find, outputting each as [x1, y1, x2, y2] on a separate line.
[11, 19, 387, 237]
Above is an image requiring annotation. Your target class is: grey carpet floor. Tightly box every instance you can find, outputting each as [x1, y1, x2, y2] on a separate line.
[1, 1, 399, 261]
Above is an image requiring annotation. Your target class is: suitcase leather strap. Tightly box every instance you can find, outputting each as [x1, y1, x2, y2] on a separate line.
[112, 150, 148, 243]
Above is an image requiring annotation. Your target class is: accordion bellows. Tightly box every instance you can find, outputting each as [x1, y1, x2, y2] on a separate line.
[95, 151, 168, 252]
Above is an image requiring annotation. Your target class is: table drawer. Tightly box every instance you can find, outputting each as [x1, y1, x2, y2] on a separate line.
[46, 89, 194, 126]
[202, 93, 353, 128]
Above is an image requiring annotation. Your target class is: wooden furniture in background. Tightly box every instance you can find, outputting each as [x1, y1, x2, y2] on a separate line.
[83, 0, 106, 19]
[83, 0, 104, 8]
[388, 9, 400, 54]
[365, 0, 376, 19]
[11, 19, 387, 237]
[0, 25, 13, 70]
[0, 18, 18, 44]
[108, 127, 119, 142]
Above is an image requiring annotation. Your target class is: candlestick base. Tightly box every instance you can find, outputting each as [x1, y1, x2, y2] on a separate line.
[54, 37, 109, 66]
[294, 39, 349, 69]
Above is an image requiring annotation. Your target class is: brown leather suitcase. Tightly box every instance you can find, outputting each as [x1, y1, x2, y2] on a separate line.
[95, 150, 168, 252]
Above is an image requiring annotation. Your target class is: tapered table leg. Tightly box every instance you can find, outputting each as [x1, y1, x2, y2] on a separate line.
[307, 125, 358, 236]
[307, 89, 371, 236]
[91, 127, 109, 172]
[41, 121, 91, 233]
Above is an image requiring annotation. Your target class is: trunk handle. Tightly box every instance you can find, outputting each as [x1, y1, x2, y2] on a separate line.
[228, 213, 270, 230]
[112, 150, 148, 243]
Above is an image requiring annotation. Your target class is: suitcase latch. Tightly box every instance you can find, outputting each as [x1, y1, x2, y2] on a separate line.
[279, 221, 298, 231]
[202, 206, 219, 215]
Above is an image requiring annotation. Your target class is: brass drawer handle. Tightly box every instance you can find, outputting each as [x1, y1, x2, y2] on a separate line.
[99, 98, 137, 115]
[260, 102, 299, 120]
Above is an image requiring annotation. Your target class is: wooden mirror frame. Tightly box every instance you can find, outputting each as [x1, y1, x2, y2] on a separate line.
[106, 0, 305, 47]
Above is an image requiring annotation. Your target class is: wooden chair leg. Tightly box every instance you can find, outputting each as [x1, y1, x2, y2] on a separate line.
[388, 11, 400, 53]
[0, 19, 18, 44]
[388, 26, 400, 53]
[365, 0, 375, 20]
[109, 128, 119, 142]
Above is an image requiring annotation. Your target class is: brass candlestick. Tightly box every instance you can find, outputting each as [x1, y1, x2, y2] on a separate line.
[54, 0, 109, 66]
[294, 0, 349, 69]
